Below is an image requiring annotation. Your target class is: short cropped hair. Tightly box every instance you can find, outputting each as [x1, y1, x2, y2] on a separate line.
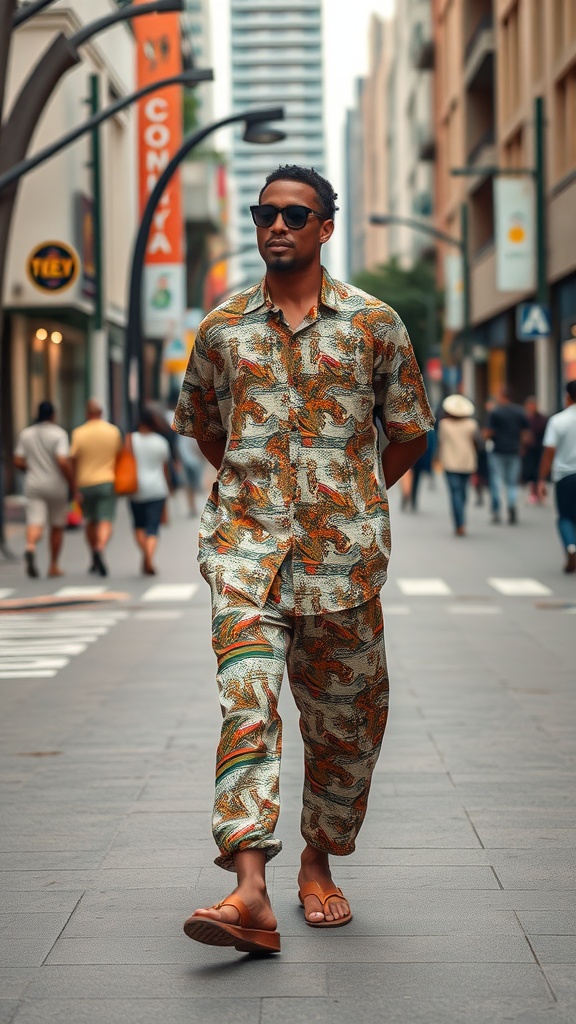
[259, 165, 339, 221]
[566, 379, 576, 402]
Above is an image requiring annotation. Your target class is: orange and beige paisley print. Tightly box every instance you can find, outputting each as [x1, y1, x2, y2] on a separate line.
[173, 267, 435, 617]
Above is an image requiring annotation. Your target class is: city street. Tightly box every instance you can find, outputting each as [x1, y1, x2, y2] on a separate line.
[0, 477, 575, 1023]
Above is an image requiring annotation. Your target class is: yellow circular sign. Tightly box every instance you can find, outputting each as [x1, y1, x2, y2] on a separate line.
[27, 241, 79, 293]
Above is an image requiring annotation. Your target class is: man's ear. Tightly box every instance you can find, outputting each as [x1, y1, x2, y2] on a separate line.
[319, 219, 335, 245]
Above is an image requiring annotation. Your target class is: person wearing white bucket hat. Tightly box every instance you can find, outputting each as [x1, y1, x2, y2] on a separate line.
[438, 395, 479, 535]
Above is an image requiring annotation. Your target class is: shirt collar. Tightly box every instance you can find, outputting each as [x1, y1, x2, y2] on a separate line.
[242, 266, 345, 316]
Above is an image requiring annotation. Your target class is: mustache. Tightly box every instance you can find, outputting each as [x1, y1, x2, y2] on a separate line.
[265, 238, 294, 248]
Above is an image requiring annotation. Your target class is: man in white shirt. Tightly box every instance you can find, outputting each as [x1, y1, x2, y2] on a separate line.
[538, 380, 576, 572]
[13, 401, 73, 578]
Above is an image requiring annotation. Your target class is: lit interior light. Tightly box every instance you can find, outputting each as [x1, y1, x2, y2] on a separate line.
[50, 331, 63, 344]
[35, 328, 48, 340]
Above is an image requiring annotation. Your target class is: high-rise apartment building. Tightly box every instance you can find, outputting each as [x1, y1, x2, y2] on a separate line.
[229, 0, 326, 286]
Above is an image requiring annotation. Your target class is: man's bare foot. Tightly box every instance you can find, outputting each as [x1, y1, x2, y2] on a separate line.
[48, 566, 64, 577]
[298, 844, 351, 924]
[193, 883, 277, 932]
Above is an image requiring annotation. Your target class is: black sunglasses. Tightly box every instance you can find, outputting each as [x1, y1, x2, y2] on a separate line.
[250, 204, 324, 230]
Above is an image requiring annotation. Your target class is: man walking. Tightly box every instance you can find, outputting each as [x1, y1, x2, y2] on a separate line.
[538, 380, 576, 572]
[70, 398, 122, 576]
[13, 400, 72, 578]
[485, 386, 530, 524]
[173, 165, 434, 953]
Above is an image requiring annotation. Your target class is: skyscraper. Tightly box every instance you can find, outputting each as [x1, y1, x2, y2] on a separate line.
[230, 0, 326, 285]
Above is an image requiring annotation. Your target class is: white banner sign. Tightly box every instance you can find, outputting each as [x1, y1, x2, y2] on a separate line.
[494, 177, 536, 292]
[143, 262, 186, 338]
[444, 252, 464, 330]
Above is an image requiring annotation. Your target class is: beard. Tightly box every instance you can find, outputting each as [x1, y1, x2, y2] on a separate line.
[262, 250, 297, 272]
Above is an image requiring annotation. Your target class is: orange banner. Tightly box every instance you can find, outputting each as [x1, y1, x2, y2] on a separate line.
[134, 4, 183, 265]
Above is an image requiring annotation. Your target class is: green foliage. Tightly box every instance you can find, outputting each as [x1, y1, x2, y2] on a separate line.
[352, 258, 442, 368]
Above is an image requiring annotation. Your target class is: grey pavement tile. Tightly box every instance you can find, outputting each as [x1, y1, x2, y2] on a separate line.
[260, 996, 567, 1024]
[0, 937, 59, 969]
[273, 933, 534, 962]
[543, 965, 576, 1001]
[25, 963, 328, 998]
[98, 847, 209, 870]
[518, 912, 576, 935]
[0, 973, 36, 1000]
[0, 893, 83, 915]
[74, 888, 198, 912]
[325, 962, 551, 1000]
[488, 850, 576, 890]
[0, 1002, 18, 1024]
[475, 828, 576, 849]
[0, 869, 201, 891]
[341, 847, 491, 866]
[60, 909, 183, 939]
[529, 936, 576, 964]
[10, 998, 262, 1024]
[274, 864, 499, 890]
[0, 854, 104, 871]
[0, 914, 72, 940]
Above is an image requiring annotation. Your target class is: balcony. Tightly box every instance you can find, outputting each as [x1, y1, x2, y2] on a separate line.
[411, 20, 434, 70]
[464, 15, 495, 89]
[417, 124, 436, 162]
[466, 127, 496, 168]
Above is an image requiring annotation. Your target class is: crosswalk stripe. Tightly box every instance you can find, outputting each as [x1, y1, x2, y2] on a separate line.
[0, 609, 122, 680]
[53, 586, 109, 597]
[381, 605, 411, 615]
[447, 605, 502, 615]
[0, 589, 14, 599]
[141, 583, 199, 602]
[396, 578, 453, 596]
[0, 657, 69, 669]
[133, 609, 186, 620]
[488, 577, 553, 596]
[0, 670, 57, 678]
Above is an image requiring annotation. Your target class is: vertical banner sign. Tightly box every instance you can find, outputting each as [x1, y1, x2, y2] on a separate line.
[134, 3, 185, 338]
[494, 177, 536, 293]
[444, 252, 464, 330]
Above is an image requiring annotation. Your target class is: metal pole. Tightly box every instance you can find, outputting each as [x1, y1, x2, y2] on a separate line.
[533, 95, 553, 410]
[126, 107, 284, 425]
[460, 202, 471, 354]
[88, 73, 105, 408]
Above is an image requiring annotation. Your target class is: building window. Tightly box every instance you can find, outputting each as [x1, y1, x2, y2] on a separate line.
[502, 2, 521, 121]
[503, 127, 524, 170]
[531, 0, 544, 81]
[555, 63, 576, 177]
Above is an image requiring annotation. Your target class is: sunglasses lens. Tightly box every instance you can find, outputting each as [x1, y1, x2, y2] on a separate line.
[252, 205, 277, 227]
[283, 206, 309, 229]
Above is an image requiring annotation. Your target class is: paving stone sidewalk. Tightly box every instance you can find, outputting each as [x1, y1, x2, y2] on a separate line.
[1, 479, 575, 1023]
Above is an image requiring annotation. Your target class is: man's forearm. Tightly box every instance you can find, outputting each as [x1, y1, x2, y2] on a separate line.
[198, 438, 226, 471]
[382, 434, 427, 489]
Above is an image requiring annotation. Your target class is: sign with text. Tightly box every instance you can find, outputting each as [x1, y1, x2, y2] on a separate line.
[444, 252, 464, 330]
[134, 2, 185, 337]
[26, 241, 79, 293]
[494, 177, 536, 293]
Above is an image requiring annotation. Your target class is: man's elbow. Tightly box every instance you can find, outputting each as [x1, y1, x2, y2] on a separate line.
[414, 432, 428, 457]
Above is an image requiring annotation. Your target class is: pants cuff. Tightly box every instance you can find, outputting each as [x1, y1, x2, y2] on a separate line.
[214, 838, 283, 872]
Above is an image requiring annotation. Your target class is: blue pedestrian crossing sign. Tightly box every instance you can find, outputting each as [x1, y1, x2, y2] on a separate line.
[516, 302, 551, 341]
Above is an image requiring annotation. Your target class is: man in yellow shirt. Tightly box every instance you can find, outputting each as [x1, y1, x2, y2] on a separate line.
[70, 399, 122, 576]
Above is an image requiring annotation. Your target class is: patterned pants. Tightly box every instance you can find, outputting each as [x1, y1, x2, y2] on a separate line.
[209, 557, 389, 871]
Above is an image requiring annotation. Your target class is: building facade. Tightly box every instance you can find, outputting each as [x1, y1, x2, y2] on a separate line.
[434, 0, 576, 411]
[229, 0, 326, 287]
[2, 1, 138, 472]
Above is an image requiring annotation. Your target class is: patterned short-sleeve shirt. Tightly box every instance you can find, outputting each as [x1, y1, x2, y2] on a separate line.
[173, 267, 434, 616]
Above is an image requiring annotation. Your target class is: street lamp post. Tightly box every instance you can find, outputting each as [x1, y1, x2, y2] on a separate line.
[369, 209, 470, 355]
[125, 106, 285, 424]
[0, 0, 189, 555]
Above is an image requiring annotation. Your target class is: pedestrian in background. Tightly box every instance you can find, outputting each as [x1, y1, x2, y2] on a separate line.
[485, 387, 530, 524]
[174, 163, 434, 954]
[523, 396, 548, 504]
[13, 400, 72, 578]
[70, 398, 122, 576]
[538, 380, 576, 573]
[129, 407, 172, 576]
[437, 394, 478, 536]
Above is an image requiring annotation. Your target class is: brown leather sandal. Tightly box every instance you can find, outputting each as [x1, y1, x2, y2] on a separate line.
[298, 880, 353, 928]
[183, 893, 281, 953]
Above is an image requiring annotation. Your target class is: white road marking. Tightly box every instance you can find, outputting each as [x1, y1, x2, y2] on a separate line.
[0, 642, 88, 655]
[141, 583, 198, 602]
[53, 586, 109, 597]
[488, 578, 553, 596]
[133, 609, 186, 620]
[0, 670, 57, 678]
[381, 605, 411, 615]
[447, 605, 502, 615]
[0, 657, 69, 670]
[396, 578, 453, 596]
[0, 589, 14, 599]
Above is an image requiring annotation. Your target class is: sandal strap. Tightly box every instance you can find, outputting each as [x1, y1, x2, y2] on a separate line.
[213, 893, 251, 927]
[298, 881, 345, 906]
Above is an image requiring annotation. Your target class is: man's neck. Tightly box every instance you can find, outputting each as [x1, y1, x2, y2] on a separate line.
[265, 263, 323, 315]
